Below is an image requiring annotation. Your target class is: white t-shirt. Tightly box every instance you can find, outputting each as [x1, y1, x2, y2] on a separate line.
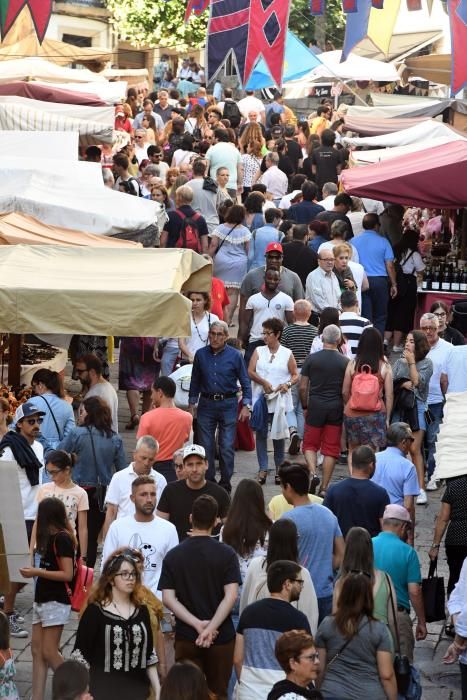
[246, 291, 294, 341]
[237, 95, 265, 120]
[85, 381, 119, 434]
[105, 464, 167, 516]
[102, 515, 178, 596]
[446, 346, 467, 394]
[185, 312, 219, 357]
[0, 441, 44, 519]
[427, 338, 453, 404]
[348, 260, 365, 310]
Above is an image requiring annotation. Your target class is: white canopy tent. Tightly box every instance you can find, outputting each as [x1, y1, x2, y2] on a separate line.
[0, 159, 159, 235]
[35, 81, 127, 105]
[342, 119, 466, 148]
[0, 132, 78, 160]
[350, 136, 464, 165]
[0, 96, 114, 124]
[0, 57, 107, 84]
[346, 98, 451, 119]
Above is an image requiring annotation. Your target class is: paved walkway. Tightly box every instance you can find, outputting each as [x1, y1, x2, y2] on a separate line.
[10, 358, 463, 699]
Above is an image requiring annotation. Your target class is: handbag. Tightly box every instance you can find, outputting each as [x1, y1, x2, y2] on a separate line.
[327, 620, 369, 668]
[53, 533, 94, 613]
[387, 574, 411, 696]
[422, 558, 445, 623]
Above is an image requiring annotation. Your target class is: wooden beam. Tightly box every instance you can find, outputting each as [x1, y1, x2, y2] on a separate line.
[7, 334, 22, 387]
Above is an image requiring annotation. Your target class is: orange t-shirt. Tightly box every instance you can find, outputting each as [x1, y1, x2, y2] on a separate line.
[137, 407, 192, 461]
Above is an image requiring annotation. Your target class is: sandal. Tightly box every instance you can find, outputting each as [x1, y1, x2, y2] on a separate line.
[309, 474, 320, 494]
[445, 623, 455, 638]
[125, 414, 140, 430]
[275, 472, 281, 485]
[256, 470, 267, 485]
[318, 489, 327, 499]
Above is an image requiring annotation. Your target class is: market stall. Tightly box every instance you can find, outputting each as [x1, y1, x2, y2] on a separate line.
[346, 97, 451, 119]
[342, 119, 465, 148]
[343, 114, 428, 136]
[0, 81, 106, 106]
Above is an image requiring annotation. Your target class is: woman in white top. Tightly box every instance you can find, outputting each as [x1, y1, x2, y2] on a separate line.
[385, 229, 425, 352]
[178, 291, 219, 363]
[310, 307, 352, 358]
[171, 134, 197, 168]
[248, 318, 299, 485]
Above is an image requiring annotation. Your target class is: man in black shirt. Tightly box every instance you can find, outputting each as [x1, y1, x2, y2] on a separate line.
[160, 185, 209, 251]
[311, 128, 342, 195]
[159, 494, 240, 700]
[284, 125, 303, 173]
[282, 224, 318, 289]
[157, 444, 230, 540]
[316, 192, 354, 240]
[323, 445, 390, 537]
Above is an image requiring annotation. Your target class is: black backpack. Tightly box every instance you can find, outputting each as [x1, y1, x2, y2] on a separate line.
[127, 177, 142, 197]
[223, 100, 241, 128]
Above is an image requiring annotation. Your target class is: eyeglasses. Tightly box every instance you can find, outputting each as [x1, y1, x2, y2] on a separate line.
[46, 468, 62, 476]
[299, 652, 320, 662]
[420, 326, 437, 332]
[174, 462, 184, 469]
[114, 571, 137, 580]
[209, 331, 225, 337]
[319, 257, 334, 262]
[25, 418, 43, 425]
[135, 135, 144, 139]
[433, 312, 446, 318]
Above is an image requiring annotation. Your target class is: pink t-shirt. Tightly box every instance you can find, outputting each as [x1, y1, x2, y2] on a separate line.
[37, 483, 89, 534]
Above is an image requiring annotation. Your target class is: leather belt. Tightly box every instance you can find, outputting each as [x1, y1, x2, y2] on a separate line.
[200, 391, 237, 401]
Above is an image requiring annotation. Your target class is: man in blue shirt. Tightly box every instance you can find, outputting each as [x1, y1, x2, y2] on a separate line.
[288, 181, 324, 225]
[372, 503, 427, 662]
[352, 213, 397, 335]
[279, 463, 344, 623]
[189, 320, 252, 492]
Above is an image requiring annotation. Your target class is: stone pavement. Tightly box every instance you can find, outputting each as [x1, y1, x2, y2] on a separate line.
[10, 358, 463, 699]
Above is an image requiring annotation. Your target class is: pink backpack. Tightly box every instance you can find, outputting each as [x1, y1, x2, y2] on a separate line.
[349, 364, 382, 412]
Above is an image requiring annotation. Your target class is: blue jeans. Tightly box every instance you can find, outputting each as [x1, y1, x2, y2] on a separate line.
[291, 377, 305, 440]
[362, 276, 389, 336]
[196, 396, 238, 489]
[426, 401, 444, 479]
[255, 410, 297, 472]
[318, 594, 333, 624]
[160, 343, 179, 376]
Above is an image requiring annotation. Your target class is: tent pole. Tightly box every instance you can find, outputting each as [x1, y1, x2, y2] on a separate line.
[7, 335, 22, 388]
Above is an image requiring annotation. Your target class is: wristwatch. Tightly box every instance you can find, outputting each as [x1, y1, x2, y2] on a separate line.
[245, 404, 253, 412]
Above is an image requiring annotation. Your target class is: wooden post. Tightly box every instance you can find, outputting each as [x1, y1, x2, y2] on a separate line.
[7, 334, 22, 387]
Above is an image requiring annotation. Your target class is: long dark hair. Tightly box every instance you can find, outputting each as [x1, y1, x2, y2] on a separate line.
[47, 450, 76, 471]
[265, 519, 299, 570]
[0, 611, 9, 649]
[32, 369, 65, 398]
[334, 572, 375, 639]
[82, 396, 113, 437]
[318, 307, 340, 335]
[341, 527, 374, 583]
[222, 479, 272, 557]
[160, 661, 214, 700]
[394, 228, 419, 262]
[355, 327, 385, 373]
[410, 329, 430, 362]
[36, 497, 76, 555]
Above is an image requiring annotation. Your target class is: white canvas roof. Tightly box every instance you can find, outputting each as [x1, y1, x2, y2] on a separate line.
[0, 132, 78, 160]
[346, 98, 451, 119]
[0, 96, 114, 124]
[0, 58, 107, 84]
[35, 81, 127, 104]
[343, 119, 465, 148]
[350, 136, 463, 165]
[305, 51, 400, 82]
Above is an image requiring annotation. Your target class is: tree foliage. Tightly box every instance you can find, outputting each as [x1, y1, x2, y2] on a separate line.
[104, 0, 344, 52]
[105, 0, 208, 50]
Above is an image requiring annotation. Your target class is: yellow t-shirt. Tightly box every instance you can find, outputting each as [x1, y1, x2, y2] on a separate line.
[268, 493, 323, 521]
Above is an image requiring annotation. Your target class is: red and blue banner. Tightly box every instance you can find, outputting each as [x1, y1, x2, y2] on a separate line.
[0, 0, 53, 41]
[449, 0, 467, 95]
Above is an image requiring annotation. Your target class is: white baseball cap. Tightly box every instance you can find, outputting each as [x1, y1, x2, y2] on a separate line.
[183, 444, 206, 461]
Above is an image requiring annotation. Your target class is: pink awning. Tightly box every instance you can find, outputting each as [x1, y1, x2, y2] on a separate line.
[344, 115, 429, 136]
[0, 81, 106, 106]
[341, 141, 467, 208]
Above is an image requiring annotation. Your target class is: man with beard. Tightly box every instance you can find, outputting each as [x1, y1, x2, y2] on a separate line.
[74, 354, 118, 433]
[233, 560, 311, 699]
[102, 475, 178, 597]
[0, 401, 45, 637]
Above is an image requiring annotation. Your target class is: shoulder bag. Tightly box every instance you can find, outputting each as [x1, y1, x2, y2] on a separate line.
[386, 573, 411, 695]
[39, 395, 62, 440]
[214, 222, 240, 256]
[87, 427, 106, 513]
[326, 619, 369, 668]
[422, 558, 445, 623]
[53, 532, 93, 613]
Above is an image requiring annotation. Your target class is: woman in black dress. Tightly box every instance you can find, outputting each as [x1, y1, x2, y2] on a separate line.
[430, 300, 465, 346]
[72, 551, 160, 700]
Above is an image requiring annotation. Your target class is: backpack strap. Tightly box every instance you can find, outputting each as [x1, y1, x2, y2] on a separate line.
[175, 209, 186, 220]
[38, 395, 62, 439]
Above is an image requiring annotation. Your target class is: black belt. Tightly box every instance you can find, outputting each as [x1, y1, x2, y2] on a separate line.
[200, 391, 237, 401]
[397, 606, 410, 614]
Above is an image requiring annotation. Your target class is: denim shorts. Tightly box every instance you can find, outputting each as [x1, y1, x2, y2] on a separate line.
[32, 601, 71, 627]
[416, 399, 427, 431]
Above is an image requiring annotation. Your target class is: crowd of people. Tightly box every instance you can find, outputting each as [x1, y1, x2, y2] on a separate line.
[1, 78, 467, 700]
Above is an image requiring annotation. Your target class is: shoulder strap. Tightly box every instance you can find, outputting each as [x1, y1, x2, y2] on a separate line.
[86, 426, 101, 486]
[39, 395, 62, 439]
[385, 573, 401, 654]
[215, 223, 240, 256]
[175, 209, 186, 220]
[52, 531, 73, 600]
[327, 619, 369, 667]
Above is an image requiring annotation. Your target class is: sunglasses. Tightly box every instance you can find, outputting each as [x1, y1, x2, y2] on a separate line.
[25, 417, 43, 425]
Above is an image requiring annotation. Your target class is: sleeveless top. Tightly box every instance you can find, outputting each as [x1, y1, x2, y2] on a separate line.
[344, 360, 388, 418]
[252, 344, 294, 413]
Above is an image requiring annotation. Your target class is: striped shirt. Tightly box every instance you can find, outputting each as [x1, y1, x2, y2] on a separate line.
[339, 311, 372, 356]
[281, 323, 318, 368]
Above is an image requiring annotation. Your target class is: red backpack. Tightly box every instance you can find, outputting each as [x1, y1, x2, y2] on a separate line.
[175, 209, 202, 253]
[349, 364, 382, 412]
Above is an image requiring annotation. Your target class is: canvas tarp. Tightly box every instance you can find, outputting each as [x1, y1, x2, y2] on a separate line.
[0, 132, 78, 160]
[0, 245, 211, 337]
[0, 58, 107, 84]
[0, 213, 142, 248]
[34, 80, 126, 105]
[0, 96, 114, 125]
[0, 81, 106, 106]
[343, 114, 429, 136]
[304, 50, 400, 82]
[342, 120, 465, 148]
[402, 53, 451, 86]
[350, 136, 463, 165]
[0, 37, 112, 67]
[346, 98, 451, 119]
[0, 158, 158, 235]
[0, 102, 113, 144]
[342, 140, 467, 208]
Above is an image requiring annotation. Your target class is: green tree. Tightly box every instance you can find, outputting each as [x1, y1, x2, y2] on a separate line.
[105, 0, 208, 50]
[288, 0, 345, 49]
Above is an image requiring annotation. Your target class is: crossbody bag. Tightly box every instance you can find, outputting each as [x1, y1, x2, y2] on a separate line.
[327, 619, 369, 668]
[39, 395, 62, 440]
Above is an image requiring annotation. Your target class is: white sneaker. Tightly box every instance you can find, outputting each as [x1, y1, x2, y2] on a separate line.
[392, 345, 404, 353]
[426, 478, 439, 491]
[416, 489, 428, 505]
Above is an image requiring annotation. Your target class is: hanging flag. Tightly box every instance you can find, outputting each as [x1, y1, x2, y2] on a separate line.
[449, 0, 467, 95]
[206, 0, 291, 87]
[341, 0, 372, 60]
[367, 0, 400, 56]
[0, 0, 52, 41]
[185, 0, 210, 20]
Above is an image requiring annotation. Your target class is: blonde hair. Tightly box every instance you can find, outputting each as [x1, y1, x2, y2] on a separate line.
[333, 243, 352, 258]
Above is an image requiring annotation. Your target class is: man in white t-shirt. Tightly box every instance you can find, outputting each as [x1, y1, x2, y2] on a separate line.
[0, 401, 45, 637]
[102, 475, 178, 597]
[241, 268, 294, 357]
[238, 90, 266, 122]
[103, 435, 167, 537]
[446, 346, 467, 393]
[75, 354, 119, 433]
[205, 129, 243, 200]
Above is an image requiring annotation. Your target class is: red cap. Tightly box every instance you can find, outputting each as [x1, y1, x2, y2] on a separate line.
[265, 242, 283, 254]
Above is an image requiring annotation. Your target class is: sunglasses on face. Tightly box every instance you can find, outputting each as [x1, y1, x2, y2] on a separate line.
[25, 418, 43, 425]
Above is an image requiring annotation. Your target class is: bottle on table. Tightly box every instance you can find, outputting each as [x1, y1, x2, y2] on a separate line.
[451, 268, 460, 293]
[461, 267, 467, 293]
[441, 263, 451, 292]
[431, 265, 440, 291]
[422, 266, 432, 291]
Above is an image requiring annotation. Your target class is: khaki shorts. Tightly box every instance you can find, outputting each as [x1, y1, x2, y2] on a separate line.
[397, 609, 415, 663]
